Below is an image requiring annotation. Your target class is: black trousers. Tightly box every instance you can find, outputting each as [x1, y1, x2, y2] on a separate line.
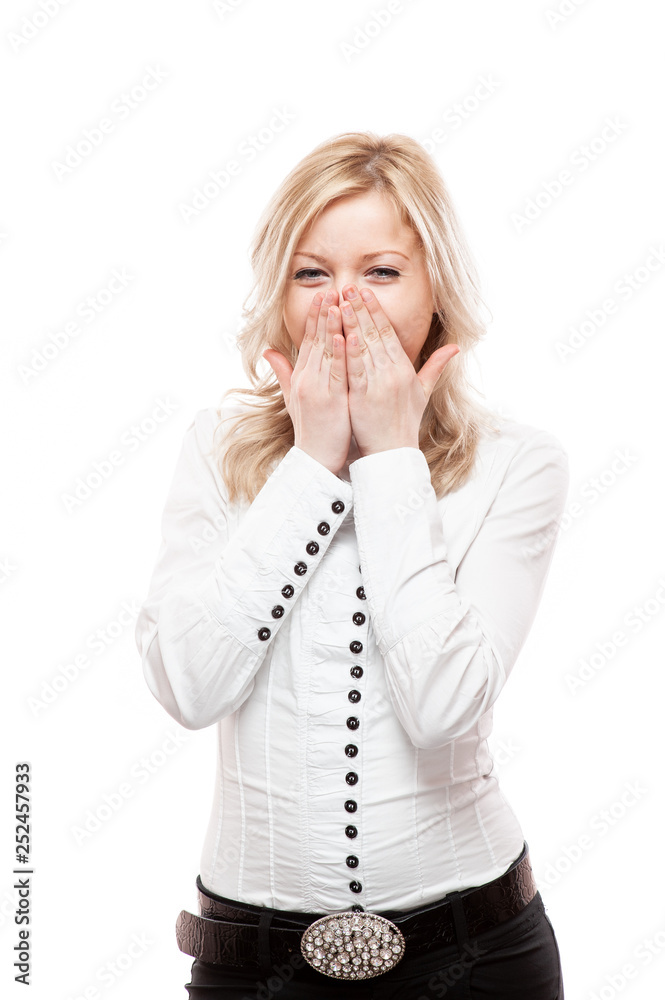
[184, 890, 564, 999]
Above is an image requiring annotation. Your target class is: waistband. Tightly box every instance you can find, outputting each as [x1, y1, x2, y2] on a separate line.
[175, 841, 538, 976]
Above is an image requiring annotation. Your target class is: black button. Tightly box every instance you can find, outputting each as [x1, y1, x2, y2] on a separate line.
[346, 855, 359, 868]
[317, 521, 330, 536]
[344, 800, 357, 813]
[331, 500, 345, 514]
[258, 628, 271, 641]
[305, 541, 319, 555]
[349, 640, 363, 654]
[353, 612, 366, 626]
[281, 585, 294, 599]
[350, 666, 363, 679]
[349, 881, 363, 894]
[348, 690, 361, 704]
[345, 825, 357, 839]
[345, 744, 358, 758]
[271, 605, 284, 619]
[294, 562, 307, 576]
[345, 772, 358, 785]
[346, 717, 359, 731]
[351, 904, 364, 911]
[356, 586, 366, 600]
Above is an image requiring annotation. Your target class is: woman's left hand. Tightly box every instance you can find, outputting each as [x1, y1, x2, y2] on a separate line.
[340, 285, 460, 457]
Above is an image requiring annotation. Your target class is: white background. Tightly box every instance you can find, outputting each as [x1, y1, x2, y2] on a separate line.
[2, 1, 664, 997]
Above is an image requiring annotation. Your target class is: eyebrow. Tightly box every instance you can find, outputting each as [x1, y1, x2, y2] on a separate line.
[293, 250, 411, 263]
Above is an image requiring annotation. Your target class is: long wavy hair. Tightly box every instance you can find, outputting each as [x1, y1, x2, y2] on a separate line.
[209, 131, 501, 506]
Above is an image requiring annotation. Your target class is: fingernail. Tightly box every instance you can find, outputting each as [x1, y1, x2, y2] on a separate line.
[346, 286, 357, 299]
[360, 288, 372, 302]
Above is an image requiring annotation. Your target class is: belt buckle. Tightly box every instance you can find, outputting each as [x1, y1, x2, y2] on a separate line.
[300, 910, 405, 980]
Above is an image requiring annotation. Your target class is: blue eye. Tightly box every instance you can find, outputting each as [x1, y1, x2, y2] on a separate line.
[371, 267, 400, 279]
[294, 267, 400, 281]
[293, 269, 323, 281]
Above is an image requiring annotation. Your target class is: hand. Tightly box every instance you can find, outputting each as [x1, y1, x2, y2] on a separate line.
[262, 289, 352, 476]
[339, 285, 460, 457]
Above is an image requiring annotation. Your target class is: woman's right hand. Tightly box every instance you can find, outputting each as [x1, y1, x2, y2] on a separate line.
[263, 289, 352, 476]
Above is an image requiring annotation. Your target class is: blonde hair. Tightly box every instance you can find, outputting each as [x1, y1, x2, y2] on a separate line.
[210, 130, 500, 505]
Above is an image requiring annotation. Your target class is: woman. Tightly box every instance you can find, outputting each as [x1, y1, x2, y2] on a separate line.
[135, 131, 568, 998]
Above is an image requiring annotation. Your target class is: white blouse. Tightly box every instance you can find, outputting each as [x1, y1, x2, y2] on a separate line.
[134, 400, 569, 913]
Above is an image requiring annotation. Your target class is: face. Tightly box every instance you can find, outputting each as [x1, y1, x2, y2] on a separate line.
[282, 189, 436, 367]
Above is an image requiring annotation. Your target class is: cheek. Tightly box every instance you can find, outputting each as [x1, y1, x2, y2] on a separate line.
[387, 297, 431, 341]
[380, 298, 432, 364]
[282, 296, 305, 345]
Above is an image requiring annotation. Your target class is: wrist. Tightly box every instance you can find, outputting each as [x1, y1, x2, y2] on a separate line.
[358, 441, 420, 458]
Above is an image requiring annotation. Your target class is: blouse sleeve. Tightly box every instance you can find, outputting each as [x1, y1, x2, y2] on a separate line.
[348, 428, 569, 749]
[134, 408, 353, 730]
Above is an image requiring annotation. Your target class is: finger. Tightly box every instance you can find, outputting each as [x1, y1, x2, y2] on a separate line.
[417, 344, 460, 400]
[308, 289, 337, 373]
[328, 323, 349, 394]
[343, 327, 368, 388]
[325, 295, 341, 371]
[263, 349, 293, 409]
[340, 295, 375, 374]
[353, 286, 402, 363]
[295, 291, 325, 371]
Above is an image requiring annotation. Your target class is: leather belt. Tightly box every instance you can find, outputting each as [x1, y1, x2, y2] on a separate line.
[176, 843, 537, 975]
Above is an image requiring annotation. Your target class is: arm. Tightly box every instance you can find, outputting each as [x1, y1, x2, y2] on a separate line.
[348, 428, 569, 749]
[135, 408, 353, 730]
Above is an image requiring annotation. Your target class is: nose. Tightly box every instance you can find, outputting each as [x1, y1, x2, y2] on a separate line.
[330, 275, 361, 302]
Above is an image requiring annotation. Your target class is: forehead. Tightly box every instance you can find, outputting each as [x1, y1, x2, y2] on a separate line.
[296, 191, 417, 255]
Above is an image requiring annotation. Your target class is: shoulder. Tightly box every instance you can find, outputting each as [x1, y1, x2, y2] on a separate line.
[473, 416, 569, 490]
[189, 396, 253, 451]
[179, 397, 253, 494]
[446, 417, 569, 526]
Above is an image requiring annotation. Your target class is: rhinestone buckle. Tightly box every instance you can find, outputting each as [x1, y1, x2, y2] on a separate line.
[300, 910, 406, 980]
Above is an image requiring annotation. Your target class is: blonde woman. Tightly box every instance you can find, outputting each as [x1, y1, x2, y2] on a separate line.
[135, 132, 567, 998]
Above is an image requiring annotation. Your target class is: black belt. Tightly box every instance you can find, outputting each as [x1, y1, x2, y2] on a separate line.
[175, 842, 538, 978]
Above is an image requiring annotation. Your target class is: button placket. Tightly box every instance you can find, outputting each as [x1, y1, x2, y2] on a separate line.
[341, 560, 368, 904]
[256, 499, 345, 642]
